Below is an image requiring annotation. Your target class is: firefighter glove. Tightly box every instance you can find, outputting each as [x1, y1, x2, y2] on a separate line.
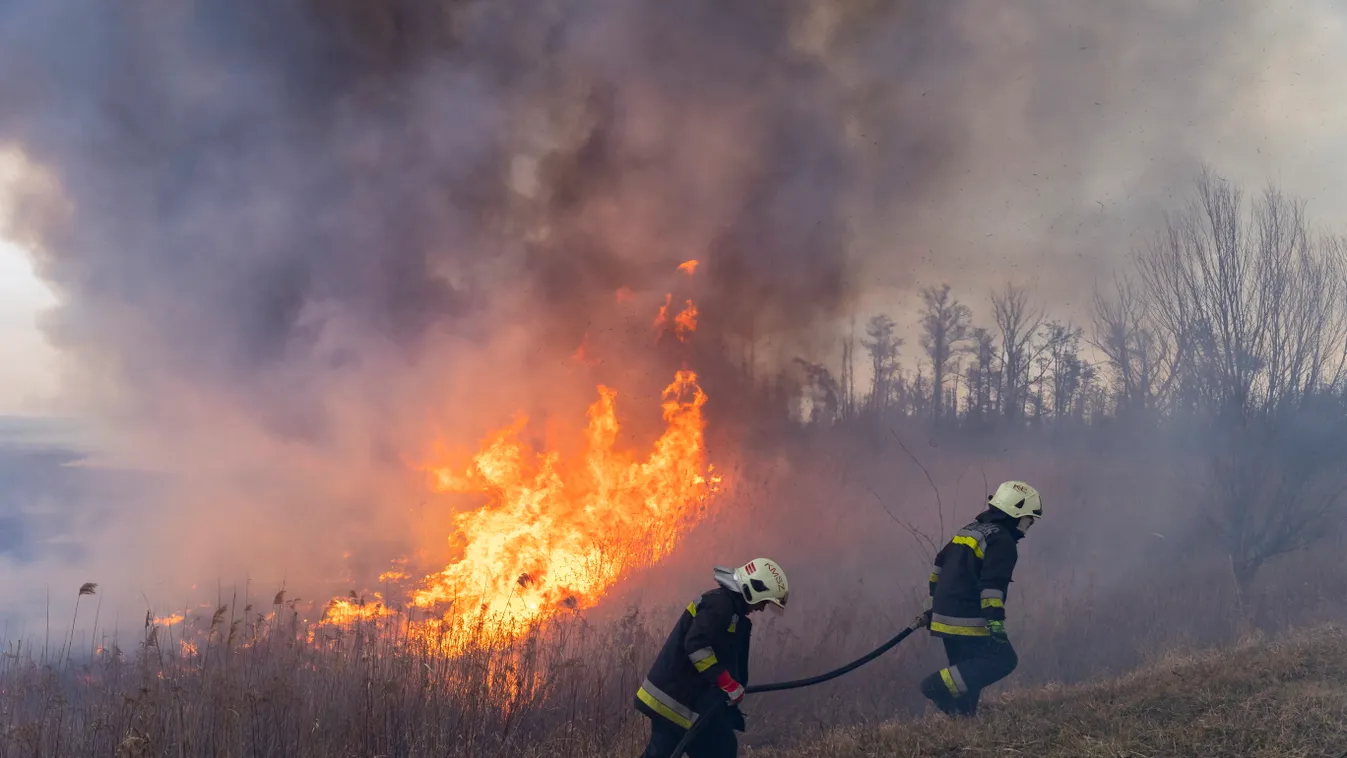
[916, 608, 933, 628]
[716, 670, 745, 705]
[987, 619, 1008, 643]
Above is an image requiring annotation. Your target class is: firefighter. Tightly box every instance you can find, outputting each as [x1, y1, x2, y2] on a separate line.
[918, 480, 1042, 717]
[635, 558, 790, 758]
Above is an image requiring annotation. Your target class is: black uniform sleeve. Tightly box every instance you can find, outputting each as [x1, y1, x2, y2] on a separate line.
[737, 624, 751, 685]
[929, 543, 947, 599]
[684, 593, 734, 685]
[977, 532, 1017, 623]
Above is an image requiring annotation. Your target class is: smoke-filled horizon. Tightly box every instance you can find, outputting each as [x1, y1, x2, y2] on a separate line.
[3, 0, 1347, 636]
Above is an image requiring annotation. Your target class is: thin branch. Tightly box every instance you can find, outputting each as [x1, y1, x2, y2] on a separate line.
[867, 488, 939, 561]
[890, 427, 945, 536]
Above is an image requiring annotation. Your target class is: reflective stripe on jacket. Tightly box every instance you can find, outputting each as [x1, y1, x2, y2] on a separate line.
[928, 511, 1020, 638]
[634, 586, 751, 728]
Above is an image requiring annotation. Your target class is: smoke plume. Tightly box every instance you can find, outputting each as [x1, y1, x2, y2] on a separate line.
[0, 0, 1326, 626]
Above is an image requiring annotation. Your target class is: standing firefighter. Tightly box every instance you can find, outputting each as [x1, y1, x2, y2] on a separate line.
[635, 558, 790, 758]
[919, 481, 1042, 716]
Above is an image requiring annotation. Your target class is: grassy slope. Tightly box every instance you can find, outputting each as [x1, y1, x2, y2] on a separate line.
[753, 627, 1347, 758]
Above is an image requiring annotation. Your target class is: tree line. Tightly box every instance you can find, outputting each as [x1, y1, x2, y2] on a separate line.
[784, 168, 1347, 592]
[795, 169, 1347, 431]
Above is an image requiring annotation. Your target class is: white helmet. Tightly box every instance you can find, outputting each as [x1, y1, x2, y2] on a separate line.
[723, 558, 790, 609]
[989, 480, 1043, 520]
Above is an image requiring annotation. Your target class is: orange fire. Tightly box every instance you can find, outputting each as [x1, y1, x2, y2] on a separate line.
[655, 293, 673, 329]
[411, 369, 719, 638]
[674, 300, 698, 339]
[678, 259, 699, 275]
[321, 593, 394, 626]
[654, 295, 699, 342]
[320, 262, 721, 649]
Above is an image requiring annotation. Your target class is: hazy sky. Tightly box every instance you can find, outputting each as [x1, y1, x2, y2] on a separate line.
[0, 237, 57, 415]
[852, 1, 1347, 336]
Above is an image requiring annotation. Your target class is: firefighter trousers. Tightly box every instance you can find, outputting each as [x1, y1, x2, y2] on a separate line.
[920, 636, 1018, 716]
[639, 710, 738, 758]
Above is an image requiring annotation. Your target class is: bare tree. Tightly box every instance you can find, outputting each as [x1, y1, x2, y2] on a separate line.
[840, 315, 858, 420]
[1207, 417, 1347, 593]
[991, 283, 1043, 422]
[1090, 275, 1180, 417]
[862, 314, 902, 417]
[1035, 320, 1086, 422]
[1138, 168, 1347, 419]
[1073, 362, 1101, 421]
[905, 363, 931, 418]
[919, 284, 972, 423]
[790, 358, 840, 424]
[1132, 168, 1347, 589]
[963, 326, 998, 422]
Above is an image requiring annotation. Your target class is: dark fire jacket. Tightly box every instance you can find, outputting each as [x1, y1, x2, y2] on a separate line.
[928, 510, 1022, 638]
[634, 586, 751, 728]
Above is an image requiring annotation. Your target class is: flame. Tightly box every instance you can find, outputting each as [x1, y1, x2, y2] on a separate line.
[321, 594, 393, 626]
[155, 614, 185, 627]
[410, 369, 719, 639]
[674, 300, 698, 339]
[319, 261, 720, 651]
[654, 296, 699, 342]
[654, 293, 674, 330]
[678, 259, 699, 275]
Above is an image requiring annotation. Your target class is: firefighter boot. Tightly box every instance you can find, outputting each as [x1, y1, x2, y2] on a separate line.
[919, 672, 961, 716]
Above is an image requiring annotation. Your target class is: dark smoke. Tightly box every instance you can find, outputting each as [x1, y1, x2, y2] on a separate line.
[0, 0, 1294, 623]
[0, 0, 1274, 398]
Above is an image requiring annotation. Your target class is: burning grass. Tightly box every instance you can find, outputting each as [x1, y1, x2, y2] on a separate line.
[302, 260, 722, 651]
[404, 369, 720, 643]
[0, 600, 659, 758]
[4, 547, 1347, 757]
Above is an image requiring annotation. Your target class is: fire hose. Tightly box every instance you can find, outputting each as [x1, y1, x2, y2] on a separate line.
[667, 616, 925, 757]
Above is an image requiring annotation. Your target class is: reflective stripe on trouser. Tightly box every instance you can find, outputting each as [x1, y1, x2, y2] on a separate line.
[640, 707, 738, 758]
[939, 665, 969, 696]
[935, 636, 1019, 716]
[636, 679, 699, 729]
[930, 613, 989, 636]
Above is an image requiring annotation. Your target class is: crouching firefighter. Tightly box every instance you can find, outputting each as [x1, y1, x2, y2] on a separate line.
[919, 481, 1042, 717]
[635, 558, 790, 758]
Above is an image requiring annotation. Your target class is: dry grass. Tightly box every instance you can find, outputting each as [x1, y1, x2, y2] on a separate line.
[0, 600, 662, 758]
[4, 437, 1347, 756]
[3, 581, 1346, 758]
[755, 627, 1347, 758]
